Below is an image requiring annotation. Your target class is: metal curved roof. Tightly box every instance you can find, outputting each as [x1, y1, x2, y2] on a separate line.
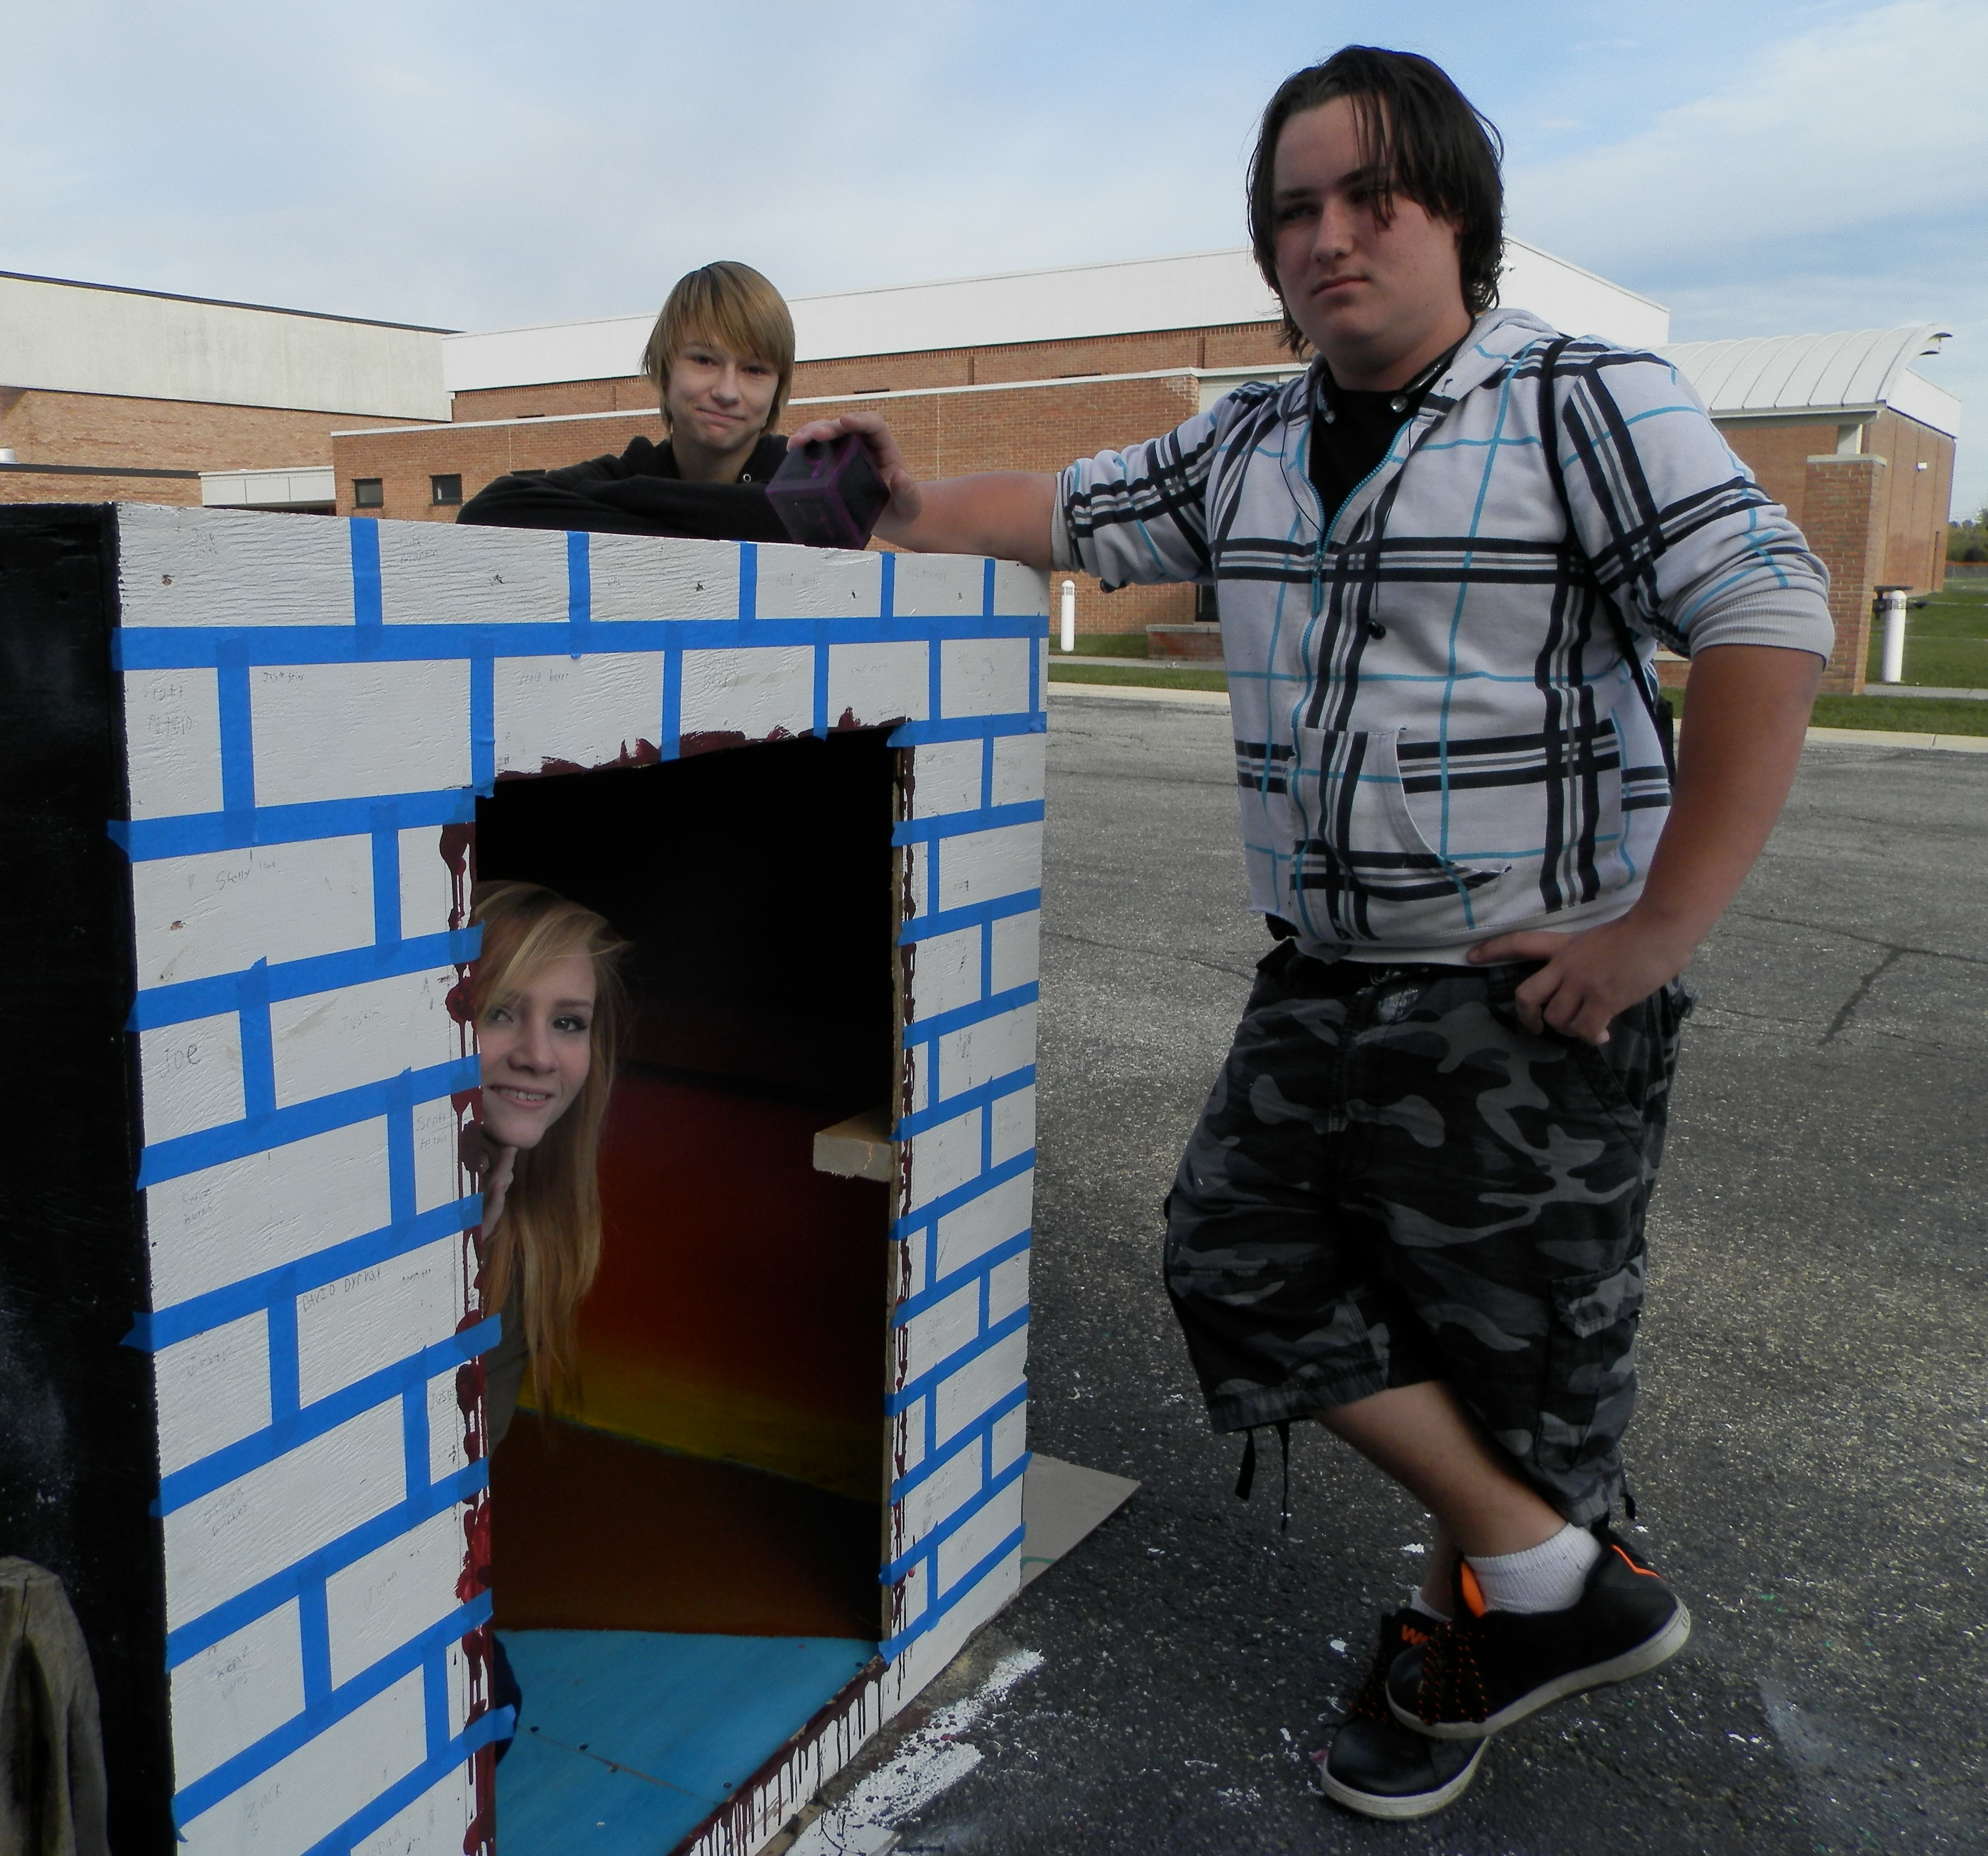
[1661, 325, 1952, 421]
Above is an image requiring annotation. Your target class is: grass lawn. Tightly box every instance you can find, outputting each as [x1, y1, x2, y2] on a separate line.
[1047, 661, 1229, 692]
[1864, 579, 1988, 689]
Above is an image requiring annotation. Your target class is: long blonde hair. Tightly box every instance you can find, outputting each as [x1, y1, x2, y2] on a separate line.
[471, 880, 629, 1401]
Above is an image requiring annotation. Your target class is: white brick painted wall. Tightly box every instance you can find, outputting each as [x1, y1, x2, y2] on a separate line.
[678, 644, 814, 740]
[132, 839, 375, 990]
[989, 911, 1041, 995]
[153, 1311, 272, 1478]
[934, 1002, 1037, 1099]
[936, 1477, 1024, 1595]
[425, 1369, 469, 1485]
[322, 1507, 465, 1690]
[990, 733, 1048, 806]
[119, 504, 354, 631]
[986, 1253, 1031, 1328]
[904, 1111, 983, 1213]
[396, 829, 459, 942]
[162, 1402, 405, 1630]
[989, 1405, 1027, 1479]
[347, 1762, 474, 1856]
[168, 1600, 305, 1786]
[140, 1013, 246, 1144]
[938, 639, 1032, 717]
[268, 968, 459, 1107]
[934, 1171, 1034, 1278]
[249, 662, 469, 807]
[295, 1235, 467, 1406]
[493, 653, 664, 774]
[176, 1670, 427, 1856]
[144, 1118, 391, 1309]
[900, 1448, 983, 1546]
[900, 1281, 981, 1386]
[908, 739, 983, 819]
[933, 823, 1042, 915]
[827, 640, 928, 726]
[989, 1085, 1035, 1168]
[933, 1329, 1029, 1448]
[377, 523, 566, 627]
[753, 545, 881, 620]
[890, 555, 985, 617]
[905, 926, 980, 1024]
[411, 1097, 466, 1217]
[587, 533, 738, 623]
[125, 668, 224, 820]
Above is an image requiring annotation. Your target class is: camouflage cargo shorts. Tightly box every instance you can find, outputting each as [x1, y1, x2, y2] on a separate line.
[1164, 939, 1690, 1526]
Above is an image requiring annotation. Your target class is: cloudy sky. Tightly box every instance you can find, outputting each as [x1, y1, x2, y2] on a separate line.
[4, 0, 1983, 514]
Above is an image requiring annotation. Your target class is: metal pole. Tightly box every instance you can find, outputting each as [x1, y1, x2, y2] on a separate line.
[1060, 579, 1077, 654]
[1878, 588, 1908, 684]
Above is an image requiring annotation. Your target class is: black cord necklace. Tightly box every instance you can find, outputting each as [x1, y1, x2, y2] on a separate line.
[1315, 339, 1463, 426]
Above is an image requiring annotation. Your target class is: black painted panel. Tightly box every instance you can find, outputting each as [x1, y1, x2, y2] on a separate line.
[0, 506, 174, 1849]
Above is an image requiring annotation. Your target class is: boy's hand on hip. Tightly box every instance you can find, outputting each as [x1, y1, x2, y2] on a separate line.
[1468, 911, 1696, 1045]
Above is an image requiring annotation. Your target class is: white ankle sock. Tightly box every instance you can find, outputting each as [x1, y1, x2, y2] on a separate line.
[1466, 1523, 1601, 1614]
[1407, 1589, 1451, 1624]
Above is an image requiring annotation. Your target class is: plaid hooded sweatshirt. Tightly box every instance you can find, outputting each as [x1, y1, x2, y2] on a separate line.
[1054, 306, 1834, 958]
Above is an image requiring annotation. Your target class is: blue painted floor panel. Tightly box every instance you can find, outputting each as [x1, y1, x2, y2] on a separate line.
[498, 1631, 875, 1854]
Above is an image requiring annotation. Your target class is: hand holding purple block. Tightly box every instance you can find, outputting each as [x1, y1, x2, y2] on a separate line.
[766, 434, 891, 551]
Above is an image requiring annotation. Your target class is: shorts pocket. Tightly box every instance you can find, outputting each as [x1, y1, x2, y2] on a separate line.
[1533, 1257, 1645, 1480]
[1279, 725, 1509, 945]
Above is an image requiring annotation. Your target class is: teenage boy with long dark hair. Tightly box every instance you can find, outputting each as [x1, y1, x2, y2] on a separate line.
[793, 47, 1830, 1819]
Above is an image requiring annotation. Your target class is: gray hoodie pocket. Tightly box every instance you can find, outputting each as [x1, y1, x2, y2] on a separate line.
[1277, 724, 1510, 944]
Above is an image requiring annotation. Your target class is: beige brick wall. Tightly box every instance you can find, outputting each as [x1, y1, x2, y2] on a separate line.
[0, 386, 429, 507]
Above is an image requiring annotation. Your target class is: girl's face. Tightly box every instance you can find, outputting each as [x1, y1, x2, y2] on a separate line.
[477, 954, 597, 1151]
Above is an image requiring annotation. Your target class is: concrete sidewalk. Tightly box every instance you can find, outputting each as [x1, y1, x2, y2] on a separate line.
[801, 692, 1987, 1854]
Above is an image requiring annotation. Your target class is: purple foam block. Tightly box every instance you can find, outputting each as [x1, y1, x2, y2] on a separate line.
[766, 434, 890, 551]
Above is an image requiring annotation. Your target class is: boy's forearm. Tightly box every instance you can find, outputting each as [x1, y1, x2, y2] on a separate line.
[881, 471, 1058, 566]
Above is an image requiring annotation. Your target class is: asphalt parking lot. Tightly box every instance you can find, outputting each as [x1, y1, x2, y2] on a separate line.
[811, 689, 1988, 1855]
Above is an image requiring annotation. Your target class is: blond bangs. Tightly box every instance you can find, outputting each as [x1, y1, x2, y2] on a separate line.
[640, 260, 796, 431]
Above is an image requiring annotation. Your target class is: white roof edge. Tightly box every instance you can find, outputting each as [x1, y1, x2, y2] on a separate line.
[1661, 325, 1958, 429]
[1500, 235, 1667, 315]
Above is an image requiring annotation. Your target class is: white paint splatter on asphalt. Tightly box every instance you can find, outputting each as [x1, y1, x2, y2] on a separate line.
[789, 1649, 1046, 1855]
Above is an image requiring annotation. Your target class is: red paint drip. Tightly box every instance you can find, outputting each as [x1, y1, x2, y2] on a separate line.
[439, 822, 476, 933]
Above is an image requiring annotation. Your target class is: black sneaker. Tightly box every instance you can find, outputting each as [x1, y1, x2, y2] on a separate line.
[1386, 1524, 1690, 1741]
[1312, 1609, 1486, 1819]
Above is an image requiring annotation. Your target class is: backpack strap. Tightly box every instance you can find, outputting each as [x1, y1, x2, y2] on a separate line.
[1535, 337, 1677, 783]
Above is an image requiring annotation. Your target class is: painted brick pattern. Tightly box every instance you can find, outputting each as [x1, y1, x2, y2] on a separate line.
[109, 501, 1048, 1851]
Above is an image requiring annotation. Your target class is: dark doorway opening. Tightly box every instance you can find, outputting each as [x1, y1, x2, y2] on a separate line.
[474, 729, 899, 1849]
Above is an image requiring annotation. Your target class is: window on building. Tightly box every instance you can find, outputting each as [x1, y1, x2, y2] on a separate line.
[352, 478, 384, 509]
[431, 474, 463, 506]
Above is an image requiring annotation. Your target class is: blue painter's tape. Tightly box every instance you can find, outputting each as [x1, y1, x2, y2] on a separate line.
[890, 1147, 1034, 1245]
[883, 1304, 1029, 1416]
[894, 1064, 1034, 1141]
[217, 659, 254, 839]
[566, 530, 591, 637]
[401, 1377, 432, 1513]
[236, 960, 276, 1118]
[890, 1229, 1031, 1329]
[738, 542, 758, 620]
[878, 1520, 1027, 1664]
[879, 549, 896, 620]
[298, 1580, 332, 1705]
[812, 631, 830, 739]
[265, 1292, 300, 1424]
[890, 1379, 1027, 1503]
[164, 1460, 488, 1670]
[170, 1593, 492, 1829]
[154, 1318, 500, 1516]
[887, 714, 1039, 749]
[123, 1198, 480, 1352]
[470, 655, 495, 795]
[349, 519, 383, 627]
[661, 646, 683, 759]
[127, 930, 478, 1033]
[112, 786, 477, 864]
[900, 983, 1037, 1049]
[370, 806, 402, 950]
[890, 799, 1045, 848]
[133, 1056, 479, 1188]
[981, 558, 997, 617]
[881, 1451, 1028, 1584]
[895, 889, 1040, 947]
[111, 611, 1047, 674]
[387, 1095, 417, 1227]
